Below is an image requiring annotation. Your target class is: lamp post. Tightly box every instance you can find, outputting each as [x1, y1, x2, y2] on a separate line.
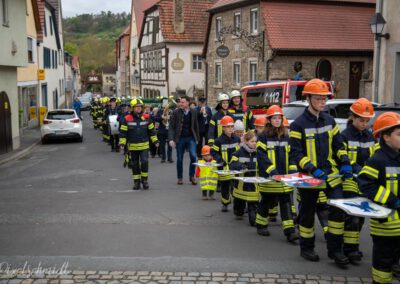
[369, 12, 390, 102]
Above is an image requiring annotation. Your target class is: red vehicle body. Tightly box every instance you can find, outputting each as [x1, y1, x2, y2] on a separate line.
[240, 80, 335, 116]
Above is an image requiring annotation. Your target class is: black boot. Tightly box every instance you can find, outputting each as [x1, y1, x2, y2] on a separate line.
[257, 226, 270, 236]
[133, 180, 141, 190]
[392, 264, 400, 279]
[328, 251, 350, 267]
[345, 251, 362, 264]
[221, 204, 228, 212]
[248, 210, 256, 227]
[286, 232, 299, 243]
[141, 177, 149, 190]
[301, 249, 320, 262]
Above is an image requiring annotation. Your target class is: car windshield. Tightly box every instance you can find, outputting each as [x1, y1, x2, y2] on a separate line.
[289, 85, 304, 102]
[47, 111, 76, 120]
[246, 86, 283, 108]
[282, 105, 306, 120]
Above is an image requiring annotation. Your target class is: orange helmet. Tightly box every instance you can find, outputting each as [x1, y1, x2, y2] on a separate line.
[254, 116, 267, 127]
[302, 78, 331, 96]
[201, 145, 211, 156]
[220, 115, 235, 127]
[372, 112, 400, 138]
[266, 105, 283, 118]
[350, 98, 375, 118]
[283, 116, 289, 127]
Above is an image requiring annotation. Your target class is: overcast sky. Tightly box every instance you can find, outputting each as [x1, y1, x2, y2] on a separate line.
[62, 0, 131, 18]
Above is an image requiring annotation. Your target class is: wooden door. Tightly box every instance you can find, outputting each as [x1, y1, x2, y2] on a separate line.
[0, 92, 13, 154]
[349, 62, 363, 99]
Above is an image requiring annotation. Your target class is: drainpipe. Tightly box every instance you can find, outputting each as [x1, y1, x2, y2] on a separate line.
[266, 50, 277, 81]
[373, 0, 383, 103]
[204, 60, 208, 101]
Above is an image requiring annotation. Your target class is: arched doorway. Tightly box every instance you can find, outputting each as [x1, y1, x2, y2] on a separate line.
[0, 91, 13, 154]
[316, 59, 332, 81]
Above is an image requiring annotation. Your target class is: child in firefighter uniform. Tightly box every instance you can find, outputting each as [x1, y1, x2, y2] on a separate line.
[228, 90, 254, 131]
[289, 79, 352, 267]
[256, 105, 298, 242]
[119, 99, 159, 190]
[208, 93, 232, 146]
[211, 115, 240, 212]
[195, 145, 218, 200]
[358, 112, 400, 284]
[229, 131, 259, 226]
[341, 98, 376, 263]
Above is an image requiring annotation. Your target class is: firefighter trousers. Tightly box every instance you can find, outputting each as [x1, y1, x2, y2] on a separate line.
[234, 198, 258, 225]
[372, 236, 400, 283]
[256, 192, 295, 236]
[343, 191, 365, 254]
[298, 185, 345, 253]
[220, 180, 232, 206]
[110, 134, 119, 150]
[130, 150, 149, 181]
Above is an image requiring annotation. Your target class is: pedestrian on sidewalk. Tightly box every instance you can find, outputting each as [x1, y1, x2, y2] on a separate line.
[168, 95, 200, 185]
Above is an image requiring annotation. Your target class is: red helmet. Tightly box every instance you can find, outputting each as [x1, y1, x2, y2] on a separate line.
[372, 112, 400, 138]
[350, 98, 375, 118]
[302, 79, 331, 96]
[254, 116, 267, 127]
[201, 145, 211, 156]
[266, 105, 283, 118]
[220, 115, 235, 127]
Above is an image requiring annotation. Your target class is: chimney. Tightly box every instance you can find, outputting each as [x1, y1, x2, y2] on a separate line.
[173, 0, 184, 34]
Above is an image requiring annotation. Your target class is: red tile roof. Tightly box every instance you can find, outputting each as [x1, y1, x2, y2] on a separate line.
[157, 0, 215, 43]
[72, 56, 80, 70]
[133, 0, 158, 36]
[210, 0, 248, 10]
[261, 1, 375, 51]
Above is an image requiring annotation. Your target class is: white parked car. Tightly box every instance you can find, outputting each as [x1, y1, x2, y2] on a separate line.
[283, 99, 379, 131]
[41, 109, 83, 144]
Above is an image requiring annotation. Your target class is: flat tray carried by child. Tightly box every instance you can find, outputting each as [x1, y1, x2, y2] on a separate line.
[328, 197, 393, 218]
[193, 162, 223, 167]
[272, 173, 325, 188]
[233, 177, 272, 184]
[212, 170, 244, 175]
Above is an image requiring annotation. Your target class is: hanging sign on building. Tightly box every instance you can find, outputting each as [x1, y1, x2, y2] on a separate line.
[38, 69, 45, 80]
[171, 53, 184, 71]
[216, 45, 230, 58]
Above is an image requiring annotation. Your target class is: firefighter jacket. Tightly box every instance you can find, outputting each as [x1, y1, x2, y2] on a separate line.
[119, 112, 158, 151]
[208, 111, 233, 145]
[358, 141, 400, 237]
[289, 108, 350, 189]
[228, 108, 254, 131]
[230, 145, 260, 201]
[195, 159, 218, 191]
[257, 132, 296, 193]
[211, 133, 240, 181]
[341, 124, 376, 194]
[104, 106, 122, 123]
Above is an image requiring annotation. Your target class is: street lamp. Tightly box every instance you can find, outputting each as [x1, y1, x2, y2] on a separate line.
[369, 12, 390, 103]
[369, 12, 390, 40]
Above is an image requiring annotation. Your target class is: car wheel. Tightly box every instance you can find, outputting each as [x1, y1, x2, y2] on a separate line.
[78, 136, 83, 143]
[41, 138, 47, 145]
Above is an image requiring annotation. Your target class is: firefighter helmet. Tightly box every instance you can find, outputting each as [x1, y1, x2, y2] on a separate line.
[130, 99, 144, 108]
[283, 116, 289, 127]
[350, 98, 375, 118]
[220, 115, 235, 126]
[201, 145, 211, 156]
[266, 105, 283, 118]
[217, 93, 230, 102]
[372, 112, 400, 138]
[254, 116, 267, 127]
[230, 90, 241, 99]
[302, 78, 331, 96]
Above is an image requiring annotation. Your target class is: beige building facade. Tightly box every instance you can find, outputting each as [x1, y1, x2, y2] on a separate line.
[374, 0, 400, 104]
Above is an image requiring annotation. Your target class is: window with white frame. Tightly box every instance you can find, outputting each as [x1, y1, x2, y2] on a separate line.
[27, 37, 34, 63]
[233, 61, 240, 86]
[250, 8, 258, 34]
[215, 62, 222, 85]
[233, 12, 241, 35]
[249, 61, 257, 81]
[192, 54, 202, 71]
[215, 16, 222, 39]
[1, 0, 9, 26]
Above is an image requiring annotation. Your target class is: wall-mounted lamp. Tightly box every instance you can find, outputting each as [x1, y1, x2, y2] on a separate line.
[369, 12, 390, 40]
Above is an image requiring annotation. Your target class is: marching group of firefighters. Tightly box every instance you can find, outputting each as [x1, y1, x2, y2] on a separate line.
[88, 78, 400, 284]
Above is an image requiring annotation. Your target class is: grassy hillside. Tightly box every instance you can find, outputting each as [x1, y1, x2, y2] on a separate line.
[63, 12, 131, 76]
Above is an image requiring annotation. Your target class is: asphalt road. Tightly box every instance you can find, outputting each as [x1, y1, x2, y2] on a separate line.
[0, 111, 373, 277]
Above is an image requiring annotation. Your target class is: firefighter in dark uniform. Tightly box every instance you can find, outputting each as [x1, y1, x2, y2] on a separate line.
[256, 105, 298, 242]
[229, 130, 259, 226]
[341, 98, 376, 263]
[104, 97, 122, 152]
[101, 97, 110, 143]
[119, 99, 159, 190]
[358, 112, 400, 284]
[228, 90, 254, 131]
[211, 115, 240, 212]
[289, 78, 352, 266]
[208, 93, 231, 146]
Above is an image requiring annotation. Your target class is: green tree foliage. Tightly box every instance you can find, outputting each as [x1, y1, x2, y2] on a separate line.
[63, 11, 130, 75]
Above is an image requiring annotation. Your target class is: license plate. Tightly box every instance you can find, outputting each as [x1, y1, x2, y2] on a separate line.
[55, 130, 68, 134]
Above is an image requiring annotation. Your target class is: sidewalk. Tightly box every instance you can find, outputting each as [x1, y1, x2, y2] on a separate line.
[0, 127, 41, 165]
[1, 270, 397, 284]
